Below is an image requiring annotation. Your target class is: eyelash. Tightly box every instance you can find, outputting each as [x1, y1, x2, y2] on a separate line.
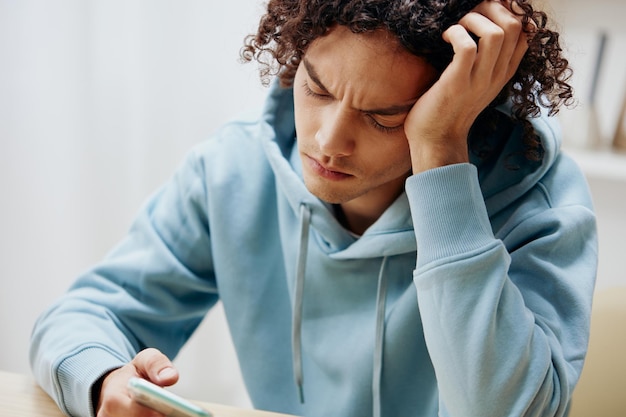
[302, 81, 331, 100]
[367, 116, 404, 134]
[302, 80, 404, 134]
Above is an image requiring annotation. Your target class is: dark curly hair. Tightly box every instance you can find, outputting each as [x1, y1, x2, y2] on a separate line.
[241, 0, 574, 163]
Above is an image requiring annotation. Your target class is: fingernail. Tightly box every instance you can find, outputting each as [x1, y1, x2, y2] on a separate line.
[158, 367, 176, 379]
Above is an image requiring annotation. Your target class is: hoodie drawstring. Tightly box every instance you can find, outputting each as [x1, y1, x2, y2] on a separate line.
[292, 204, 389, 416]
[373, 256, 388, 417]
[292, 204, 311, 404]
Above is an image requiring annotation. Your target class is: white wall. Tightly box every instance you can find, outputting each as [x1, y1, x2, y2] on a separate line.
[0, 0, 266, 407]
[586, 177, 626, 291]
[548, 0, 626, 291]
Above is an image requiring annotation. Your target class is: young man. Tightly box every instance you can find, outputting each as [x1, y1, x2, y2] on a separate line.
[30, 1, 598, 416]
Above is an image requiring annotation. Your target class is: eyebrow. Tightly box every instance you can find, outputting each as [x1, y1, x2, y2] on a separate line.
[303, 58, 332, 96]
[302, 58, 417, 116]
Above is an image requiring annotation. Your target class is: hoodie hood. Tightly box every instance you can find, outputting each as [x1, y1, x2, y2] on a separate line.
[477, 100, 562, 215]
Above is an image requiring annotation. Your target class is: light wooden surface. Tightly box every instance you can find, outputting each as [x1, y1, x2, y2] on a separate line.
[0, 370, 297, 417]
[568, 287, 626, 417]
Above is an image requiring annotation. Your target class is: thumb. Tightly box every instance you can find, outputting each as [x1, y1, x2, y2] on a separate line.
[132, 347, 179, 387]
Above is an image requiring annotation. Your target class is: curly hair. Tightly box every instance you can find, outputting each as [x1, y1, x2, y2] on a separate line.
[241, 0, 574, 163]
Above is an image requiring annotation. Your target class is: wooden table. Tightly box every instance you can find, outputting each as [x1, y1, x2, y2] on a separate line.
[0, 370, 297, 417]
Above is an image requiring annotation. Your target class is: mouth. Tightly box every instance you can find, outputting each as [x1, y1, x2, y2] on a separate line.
[304, 155, 352, 181]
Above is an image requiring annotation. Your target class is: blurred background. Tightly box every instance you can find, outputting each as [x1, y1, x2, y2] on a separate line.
[0, 0, 267, 407]
[1, 0, 624, 410]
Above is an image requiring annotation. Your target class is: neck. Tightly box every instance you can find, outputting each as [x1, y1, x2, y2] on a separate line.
[330, 171, 410, 235]
[335, 191, 402, 235]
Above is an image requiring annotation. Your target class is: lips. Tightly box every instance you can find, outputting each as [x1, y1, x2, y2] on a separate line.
[305, 155, 352, 180]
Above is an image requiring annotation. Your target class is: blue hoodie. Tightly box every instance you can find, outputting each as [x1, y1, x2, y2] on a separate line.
[30, 82, 597, 417]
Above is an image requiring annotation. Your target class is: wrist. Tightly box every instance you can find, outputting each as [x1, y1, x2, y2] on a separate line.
[91, 368, 118, 415]
[409, 141, 469, 173]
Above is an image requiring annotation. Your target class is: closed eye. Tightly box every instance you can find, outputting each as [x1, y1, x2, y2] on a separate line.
[366, 114, 404, 134]
[302, 81, 333, 100]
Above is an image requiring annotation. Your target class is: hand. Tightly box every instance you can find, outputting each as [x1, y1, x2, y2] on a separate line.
[405, 0, 532, 173]
[96, 348, 179, 417]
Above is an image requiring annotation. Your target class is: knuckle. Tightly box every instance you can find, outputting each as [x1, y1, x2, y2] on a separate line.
[488, 26, 505, 41]
[506, 17, 523, 32]
[459, 38, 478, 54]
[138, 347, 161, 361]
[497, 9, 523, 31]
[144, 351, 164, 367]
[133, 348, 162, 371]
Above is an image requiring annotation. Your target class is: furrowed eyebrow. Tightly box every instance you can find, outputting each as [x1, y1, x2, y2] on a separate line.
[302, 57, 416, 116]
[362, 103, 415, 116]
[303, 58, 332, 96]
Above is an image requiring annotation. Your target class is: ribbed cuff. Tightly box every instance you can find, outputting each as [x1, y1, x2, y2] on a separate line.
[406, 163, 495, 269]
[56, 346, 127, 417]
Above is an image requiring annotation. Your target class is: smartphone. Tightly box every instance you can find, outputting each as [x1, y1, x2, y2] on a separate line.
[127, 377, 213, 417]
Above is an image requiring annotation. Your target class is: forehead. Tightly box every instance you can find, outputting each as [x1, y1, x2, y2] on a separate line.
[302, 26, 437, 105]
[305, 26, 413, 70]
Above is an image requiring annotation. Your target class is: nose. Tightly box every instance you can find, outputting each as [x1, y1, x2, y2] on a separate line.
[315, 106, 355, 157]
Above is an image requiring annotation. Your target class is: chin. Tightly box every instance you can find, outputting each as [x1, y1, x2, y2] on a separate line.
[303, 178, 358, 205]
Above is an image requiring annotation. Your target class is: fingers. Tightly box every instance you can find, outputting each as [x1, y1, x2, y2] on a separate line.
[96, 349, 178, 417]
[441, 24, 478, 82]
[477, 0, 528, 80]
[132, 348, 179, 387]
[98, 384, 164, 417]
[446, 0, 528, 85]
[458, 11, 506, 79]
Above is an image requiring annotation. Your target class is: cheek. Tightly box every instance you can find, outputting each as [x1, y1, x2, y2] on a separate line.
[293, 71, 315, 137]
[294, 101, 324, 153]
[389, 151, 413, 179]
[368, 137, 412, 171]
[293, 93, 314, 135]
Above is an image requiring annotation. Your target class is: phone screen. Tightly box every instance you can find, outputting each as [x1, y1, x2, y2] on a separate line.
[127, 377, 212, 417]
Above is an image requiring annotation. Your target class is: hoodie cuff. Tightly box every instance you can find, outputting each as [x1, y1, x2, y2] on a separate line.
[406, 163, 495, 269]
[56, 346, 127, 417]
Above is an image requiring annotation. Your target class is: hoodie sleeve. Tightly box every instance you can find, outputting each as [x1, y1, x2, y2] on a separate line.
[406, 160, 597, 417]
[29, 148, 219, 417]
